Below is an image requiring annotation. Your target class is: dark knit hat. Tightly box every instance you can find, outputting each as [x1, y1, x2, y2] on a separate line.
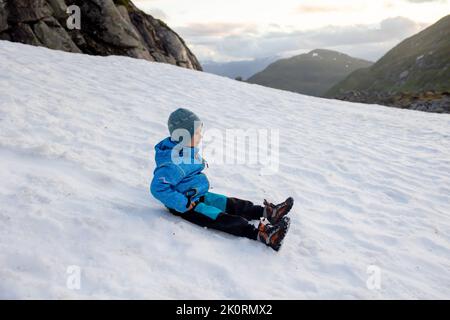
[168, 108, 201, 141]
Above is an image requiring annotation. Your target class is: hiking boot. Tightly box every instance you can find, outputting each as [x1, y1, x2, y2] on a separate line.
[257, 216, 291, 251]
[263, 197, 294, 225]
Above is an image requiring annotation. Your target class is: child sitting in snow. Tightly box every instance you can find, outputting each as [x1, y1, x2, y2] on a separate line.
[150, 108, 292, 251]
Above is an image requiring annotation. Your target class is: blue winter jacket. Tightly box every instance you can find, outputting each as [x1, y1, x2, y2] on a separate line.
[150, 137, 210, 213]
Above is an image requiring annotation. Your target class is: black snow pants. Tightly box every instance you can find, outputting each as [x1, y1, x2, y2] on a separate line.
[169, 196, 264, 240]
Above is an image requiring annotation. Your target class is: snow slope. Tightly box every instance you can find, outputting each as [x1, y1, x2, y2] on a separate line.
[0, 41, 449, 299]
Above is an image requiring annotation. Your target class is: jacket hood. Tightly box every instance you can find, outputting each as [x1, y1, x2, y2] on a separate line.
[154, 137, 200, 166]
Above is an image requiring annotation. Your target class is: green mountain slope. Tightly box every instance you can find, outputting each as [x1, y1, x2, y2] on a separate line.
[326, 15, 450, 97]
[247, 49, 373, 97]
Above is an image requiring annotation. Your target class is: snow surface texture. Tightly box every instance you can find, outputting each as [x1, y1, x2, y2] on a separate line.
[1, 41, 450, 299]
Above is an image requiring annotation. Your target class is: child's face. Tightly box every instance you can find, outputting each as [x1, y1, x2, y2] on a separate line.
[190, 124, 203, 147]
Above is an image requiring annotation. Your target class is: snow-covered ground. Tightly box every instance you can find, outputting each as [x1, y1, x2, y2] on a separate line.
[0, 41, 449, 299]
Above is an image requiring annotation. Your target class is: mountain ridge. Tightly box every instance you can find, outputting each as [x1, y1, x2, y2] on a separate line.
[247, 49, 373, 97]
[326, 14, 450, 113]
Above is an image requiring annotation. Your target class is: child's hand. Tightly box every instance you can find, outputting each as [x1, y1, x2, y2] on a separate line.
[187, 202, 196, 210]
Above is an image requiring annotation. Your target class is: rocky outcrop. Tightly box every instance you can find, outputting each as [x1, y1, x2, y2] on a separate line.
[0, 0, 202, 70]
[0, 0, 9, 33]
[333, 90, 450, 114]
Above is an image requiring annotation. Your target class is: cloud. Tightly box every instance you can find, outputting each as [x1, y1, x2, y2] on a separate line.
[404, 0, 445, 2]
[176, 23, 259, 37]
[295, 4, 361, 13]
[132, 1, 169, 20]
[180, 16, 428, 62]
[148, 8, 168, 20]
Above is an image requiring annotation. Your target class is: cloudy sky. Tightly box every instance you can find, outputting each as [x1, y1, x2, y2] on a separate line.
[133, 0, 449, 63]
